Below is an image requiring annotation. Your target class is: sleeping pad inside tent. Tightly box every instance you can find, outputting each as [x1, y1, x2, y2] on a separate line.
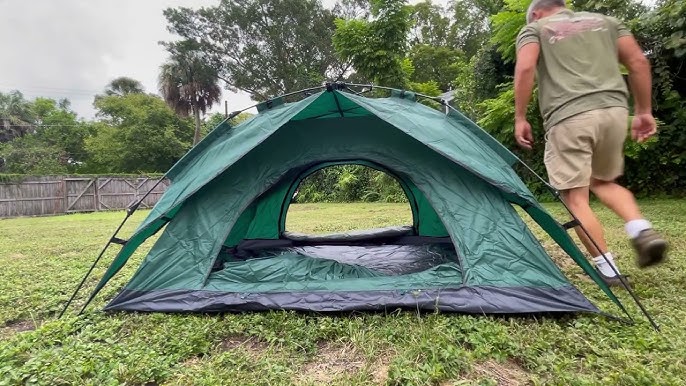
[83, 85, 626, 316]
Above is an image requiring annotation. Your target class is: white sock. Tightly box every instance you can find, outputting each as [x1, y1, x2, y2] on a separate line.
[593, 253, 621, 277]
[625, 219, 652, 239]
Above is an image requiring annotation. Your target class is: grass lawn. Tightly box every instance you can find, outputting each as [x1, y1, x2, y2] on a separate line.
[0, 200, 684, 385]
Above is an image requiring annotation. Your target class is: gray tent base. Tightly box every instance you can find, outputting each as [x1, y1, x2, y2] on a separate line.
[105, 286, 598, 314]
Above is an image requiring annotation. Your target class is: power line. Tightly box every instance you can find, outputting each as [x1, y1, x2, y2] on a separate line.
[0, 124, 89, 127]
[0, 83, 102, 94]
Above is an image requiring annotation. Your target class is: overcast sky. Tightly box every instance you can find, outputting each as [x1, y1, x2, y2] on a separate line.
[0, 0, 448, 119]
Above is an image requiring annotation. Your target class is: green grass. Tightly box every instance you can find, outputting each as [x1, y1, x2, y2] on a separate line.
[0, 200, 685, 385]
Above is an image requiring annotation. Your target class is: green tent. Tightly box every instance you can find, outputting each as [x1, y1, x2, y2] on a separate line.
[81, 85, 629, 315]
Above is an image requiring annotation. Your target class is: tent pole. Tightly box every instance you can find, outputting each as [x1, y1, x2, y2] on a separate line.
[59, 177, 168, 318]
[517, 159, 660, 330]
[551, 190, 660, 331]
[58, 212, 132, 318]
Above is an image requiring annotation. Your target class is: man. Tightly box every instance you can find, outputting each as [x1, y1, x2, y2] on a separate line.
[513, 0, 668, 285]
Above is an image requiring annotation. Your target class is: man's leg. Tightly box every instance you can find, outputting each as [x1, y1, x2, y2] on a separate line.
[591, 107, 668, 268]
[560, 185, 626, 282]
[590, 178, 667, 267]
[560, 186, 607, 257]
[590, 179, 641, 222]
[544, 110, 626, 284]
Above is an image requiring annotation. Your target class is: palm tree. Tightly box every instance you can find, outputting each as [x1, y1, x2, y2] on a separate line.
[158, 52, 221, 146]
[0, 90, 35, 143]
[105, 77, 145, 96]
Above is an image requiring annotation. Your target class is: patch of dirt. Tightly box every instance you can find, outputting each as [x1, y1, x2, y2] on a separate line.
[0, 319, 36, 339]
[9, 253, 26, 259]
[370, 354, 392, 385]
[181, 355, 203, 367]
[219, 334, 269, 357]
[544, 242, 579, 272]
[469, 359, 531, 386]
[4, 319, 35, 333]
[297, 341, 367, 384]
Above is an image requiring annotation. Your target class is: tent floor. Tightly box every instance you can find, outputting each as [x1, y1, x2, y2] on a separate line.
[216, 243, 460, 277]
[214, 227, 460, 280]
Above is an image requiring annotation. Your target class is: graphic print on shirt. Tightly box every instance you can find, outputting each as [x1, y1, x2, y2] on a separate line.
[541, 16, 607, 44]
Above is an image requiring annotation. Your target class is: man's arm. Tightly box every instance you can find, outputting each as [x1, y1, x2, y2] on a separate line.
[513, 43, 540, 149]
[618, 35, 652, 114]
[514, 43, 540, 121]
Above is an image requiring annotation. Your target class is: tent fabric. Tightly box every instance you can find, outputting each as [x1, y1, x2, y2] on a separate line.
[89, 88, 623, 316]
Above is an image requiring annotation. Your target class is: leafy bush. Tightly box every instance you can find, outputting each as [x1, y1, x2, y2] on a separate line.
[295, 165, 408, 203]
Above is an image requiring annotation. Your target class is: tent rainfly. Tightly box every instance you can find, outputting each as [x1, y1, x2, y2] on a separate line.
[63, 83, 658, 328]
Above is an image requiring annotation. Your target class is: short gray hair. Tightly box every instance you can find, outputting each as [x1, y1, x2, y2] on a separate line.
[526, 0, 566, 23]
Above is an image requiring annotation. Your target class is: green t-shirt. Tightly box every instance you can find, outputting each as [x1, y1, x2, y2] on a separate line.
[516, 9, 633, 129]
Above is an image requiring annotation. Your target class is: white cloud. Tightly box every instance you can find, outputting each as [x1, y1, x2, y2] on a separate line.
[0, 0, 253, 119]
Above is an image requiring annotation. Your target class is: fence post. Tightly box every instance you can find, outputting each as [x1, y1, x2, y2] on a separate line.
[62, 177, 68, 213]
[93, 177, 99, 212]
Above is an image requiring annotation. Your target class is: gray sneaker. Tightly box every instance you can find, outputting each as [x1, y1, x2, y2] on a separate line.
[632, 229, 669, 268]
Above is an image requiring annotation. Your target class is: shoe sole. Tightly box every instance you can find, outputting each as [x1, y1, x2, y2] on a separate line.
[638, 239, 668, 268]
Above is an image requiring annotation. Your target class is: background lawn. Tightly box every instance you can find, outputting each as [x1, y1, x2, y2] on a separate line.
[0, 200, 684, 385]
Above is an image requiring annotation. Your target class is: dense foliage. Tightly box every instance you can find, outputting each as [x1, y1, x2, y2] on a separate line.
[295, 165, 408, 203]
[0, 81, 248, 175]
[2, 0, 685, 199]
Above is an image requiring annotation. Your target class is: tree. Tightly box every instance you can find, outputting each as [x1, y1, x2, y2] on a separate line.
[332, 0, 371, 19]
[0, 93, 91, 174]
[406, 2, 465, 91]
[409, 45, 463, 91]
[0, 136, 69, 174]
[0, 91, 35, 143]
[163, 0, 344, 101]
[201, 111, 254, 138]
[104, 77, 145, 96]
[333, 0, 414, 88]
[31, 97, 91, 166]
[409, 0, 452, 47]
[620, 0, 686, 195]
[449, 0, 505, 58]
[158, 45, 221, 146]
[86, 93, 193, 173]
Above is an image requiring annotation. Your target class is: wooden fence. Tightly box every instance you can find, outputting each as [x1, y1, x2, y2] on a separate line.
[0, 176, 169, 218]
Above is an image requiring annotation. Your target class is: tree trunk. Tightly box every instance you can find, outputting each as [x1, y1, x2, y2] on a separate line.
[193, 107, 202, 146]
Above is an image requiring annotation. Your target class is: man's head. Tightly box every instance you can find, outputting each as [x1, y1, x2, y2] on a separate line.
[526, 0, 567, 23]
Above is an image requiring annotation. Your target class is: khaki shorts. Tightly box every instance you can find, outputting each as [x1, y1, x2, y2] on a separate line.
[544, 107, 629, 190]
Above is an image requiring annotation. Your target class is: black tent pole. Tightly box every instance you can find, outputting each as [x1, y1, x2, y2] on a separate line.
[59, 178, 167, 318]
[58, 210, 132, 318]
[511, 149, 660, 330]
